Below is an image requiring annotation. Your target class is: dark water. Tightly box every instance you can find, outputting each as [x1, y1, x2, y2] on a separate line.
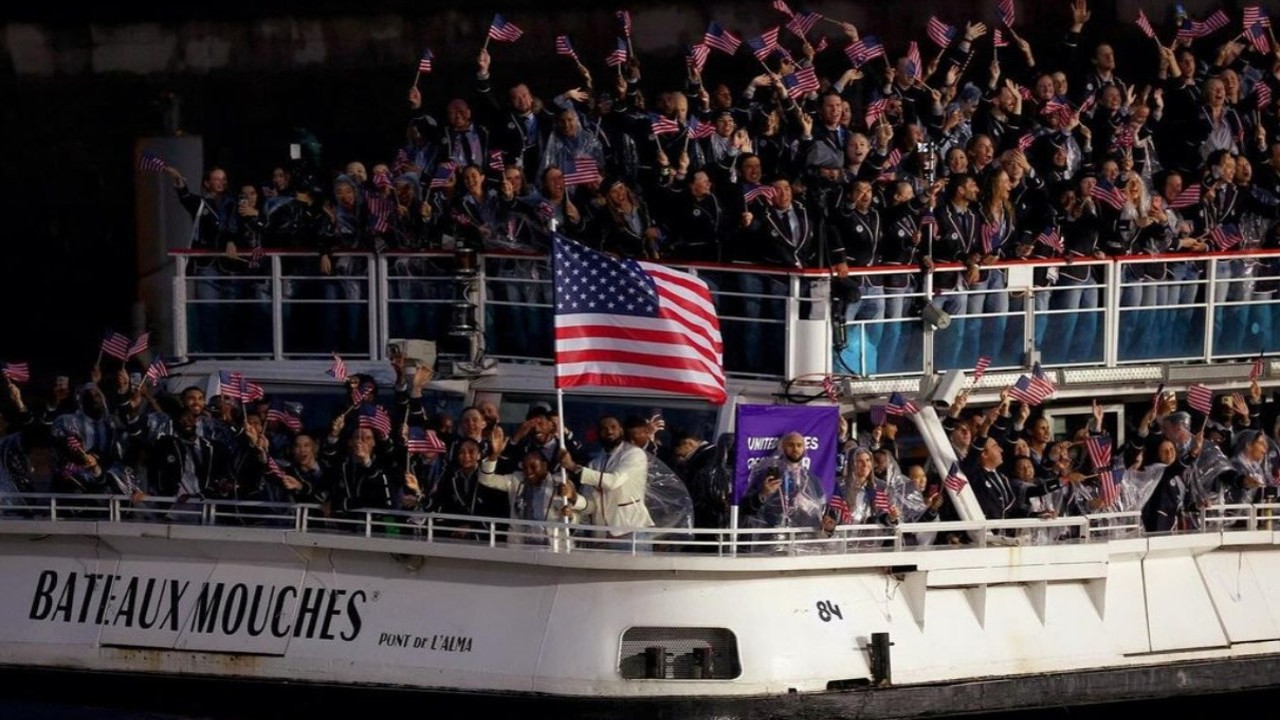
[0, 668, 1276, 720]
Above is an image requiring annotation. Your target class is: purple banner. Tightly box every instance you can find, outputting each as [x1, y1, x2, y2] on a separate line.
[733, 404, 839, 502]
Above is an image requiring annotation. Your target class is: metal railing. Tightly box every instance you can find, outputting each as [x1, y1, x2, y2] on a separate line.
[168, 249, 1280, 379]
[5, 493, 1273, 558]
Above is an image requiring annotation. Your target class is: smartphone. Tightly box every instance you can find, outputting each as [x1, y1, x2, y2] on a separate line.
[289, 143, 302, 160]
[129, 372, 142, 389]
[55, 376, 70, 390]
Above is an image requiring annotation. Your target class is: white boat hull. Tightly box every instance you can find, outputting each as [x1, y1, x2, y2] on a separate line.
[4, 521, 1280, 706]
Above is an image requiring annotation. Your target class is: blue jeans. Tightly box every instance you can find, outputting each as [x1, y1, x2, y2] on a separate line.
[738, 273, 787, 375]
[878, 283, 915, 373]
[932, 284, 968, 371]
[189, 262, 228, 354]
[1046, 273, 1098, 364]
[836, 283, 884, 375]
[1166, 262, 1202, 358]
[322, 256, 367, 354]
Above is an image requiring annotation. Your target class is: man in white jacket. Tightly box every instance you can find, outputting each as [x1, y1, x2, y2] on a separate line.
[559, 416, 654, 548]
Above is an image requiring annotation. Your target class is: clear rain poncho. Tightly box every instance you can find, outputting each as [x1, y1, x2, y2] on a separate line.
[742, 454, 827, 531]
[1230, 429, 1280, 504]
[643, 453, 695, 541]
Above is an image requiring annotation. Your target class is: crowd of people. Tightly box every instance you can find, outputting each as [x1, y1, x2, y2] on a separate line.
[1, 344, 1277, 548]
[166, 0, 1280, 371]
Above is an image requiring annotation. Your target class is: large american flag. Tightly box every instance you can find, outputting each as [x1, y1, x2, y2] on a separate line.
[2, 362, 30, 383]
[487, 14, 524, 43]
[100, 331, 131, 361]
[926, 17, 957, 48]
[944, 462, 968, 492]
[562, 156, 602, 186]
[1084, 435, 1112, 470]
[704, 22, 742, 55]
[552, 235, 725, 404]
[1187, 383, 1214, 414]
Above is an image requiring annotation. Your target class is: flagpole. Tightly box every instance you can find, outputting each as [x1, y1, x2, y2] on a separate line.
[482, 36, 491, 53]
[412, 69, 421, 89]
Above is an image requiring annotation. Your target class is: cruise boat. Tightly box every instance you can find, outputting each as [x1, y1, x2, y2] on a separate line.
[3, 240, 1280, 719]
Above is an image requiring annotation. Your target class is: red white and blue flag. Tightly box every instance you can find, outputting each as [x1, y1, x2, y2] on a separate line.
[743, 185, 777, 204]
[606, 37, 629, 67]
[997, 0, 1015, 27]
[864, 98, 889, 127]
[1036, 226, 1064, 253]
[328, 353, 348, 382]
[138, 152, 168, 173]
[100, 331, 131, 361]
[704, 22, 742, 55]
[845, 35, 885, 67]
[563, 156, 602, 186]
[1187, 383, 1215, 414]
[359, 405, 393, 438]
[926, 17, 958, 48]
[886, 391, 920, 416]
[127, 332, 150, 359]
[487, 14, 524, 43]
[772, 0, 794, 16]
[1251, 357, 1265, 381]
[747, 27, 781, 61]
[1176, 10, 1229, 41]
[552, 235, 725, 404]
[827, 491, 852, 524]
[267, 402, 302, 433]
[143, 358, 169, 385]
[418, 49, 433, 73]
[1084, 435, 1112, 470]
[2, 362, 29, 384]
[973, 356, 991, 382]
[1090, 180, 1127, 210]
[687, 43, 711, 73]
[945, 462, 968, 492]
[616, 10, 633, 38]
[1098, 467, 1119, 506]
[782, 66, 820, 96]
[1168, 185, 1202, 209]
[555, 35, 580, 63]
[904, 41, 922, 80]
[1135, 10, 1157, 39]
[1209, 224, 1243, 251]
[649, 113, 680, 136]
[1245, 6, 1271, 29]
[786, 10, 821, 39]
[407, 426, 448, 454]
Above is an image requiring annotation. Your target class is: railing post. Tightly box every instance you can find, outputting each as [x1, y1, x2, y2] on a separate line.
[1203, 258, 1217, 362]
[207, 503, 217, 526]
[921, 271, 935, 375]
[367, 253, 381, 359]
[50, 497, 57, 522]
[427, 516, 434, 543]
[489, 522, 497, 548]
[1104, 260, 1120, 368]
[271, 254, 284, 361]
[294, 506, 304, 532]
[172, 254, 189, 360]
[377, 255, 391, 360]
[365, 512, 373, 538]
